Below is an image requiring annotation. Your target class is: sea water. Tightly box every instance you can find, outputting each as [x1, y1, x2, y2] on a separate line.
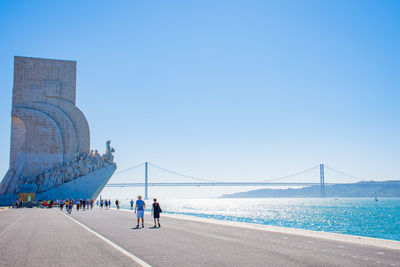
[100, 187, 400, 241]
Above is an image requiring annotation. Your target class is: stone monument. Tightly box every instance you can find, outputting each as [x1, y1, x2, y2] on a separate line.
[0, 56, 117, 205]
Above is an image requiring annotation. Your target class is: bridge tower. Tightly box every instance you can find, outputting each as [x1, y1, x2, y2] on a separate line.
[320, 164, 325, 198]
[145, 162, 148, 200]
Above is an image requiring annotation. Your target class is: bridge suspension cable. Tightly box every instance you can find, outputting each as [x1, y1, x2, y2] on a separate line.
[112, 162, 367, 184]
[111, 162, 322, 183]
[147, 162, 217, 182]
[113, 162, 145, 175]
[324, 165, 363, 181]
[260, 165, 320, 182]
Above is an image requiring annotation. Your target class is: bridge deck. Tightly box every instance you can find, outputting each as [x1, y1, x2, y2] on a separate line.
[106, 182, 333, 187]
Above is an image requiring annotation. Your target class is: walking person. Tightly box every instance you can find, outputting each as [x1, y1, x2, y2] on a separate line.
[130, 199, 134, 210]
[115, 199, 120, 209]
[151, 198, 162, 228]
[60, 199, 65, 211]
[65, 199, 69, 213]
[135, 195, 146, 228]
[68, 199, 73, 214]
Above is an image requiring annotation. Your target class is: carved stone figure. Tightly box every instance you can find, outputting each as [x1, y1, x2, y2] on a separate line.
[103, 148, 115, 165]
[102, 140, 115, 165]
[85, 157, 92, 173]
[78, 156, 87, 176]
[71, 159, 80, 179]
[55, 168, 63, 186]
[106, 140, 111, 154]
[94, 150, 103, 169]
[63, 163, 72, 183]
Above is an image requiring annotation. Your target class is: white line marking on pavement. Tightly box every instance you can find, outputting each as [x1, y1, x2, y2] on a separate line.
[60, 211, 151, 267]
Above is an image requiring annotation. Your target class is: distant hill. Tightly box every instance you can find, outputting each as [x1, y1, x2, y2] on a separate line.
[221, 180, 400, 198]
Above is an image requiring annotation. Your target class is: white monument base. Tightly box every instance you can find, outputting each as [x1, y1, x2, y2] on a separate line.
[0, 163, 116, 206]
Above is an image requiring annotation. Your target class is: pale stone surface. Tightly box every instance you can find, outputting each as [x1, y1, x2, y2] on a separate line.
[10, 56, 90, 172]
[0, 56, 103, 197]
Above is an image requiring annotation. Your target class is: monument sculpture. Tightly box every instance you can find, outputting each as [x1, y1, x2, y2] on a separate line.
[0, 56, 117, 205]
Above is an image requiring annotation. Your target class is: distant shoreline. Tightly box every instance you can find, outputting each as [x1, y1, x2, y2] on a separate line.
[221, 180, 400, 198]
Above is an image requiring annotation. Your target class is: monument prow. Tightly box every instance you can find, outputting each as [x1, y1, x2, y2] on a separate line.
[0, 56, 116, 205]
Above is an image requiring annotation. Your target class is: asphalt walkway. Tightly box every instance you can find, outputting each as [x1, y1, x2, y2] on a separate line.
[1, 208, 399, 267]
[0, 208, 139, 267]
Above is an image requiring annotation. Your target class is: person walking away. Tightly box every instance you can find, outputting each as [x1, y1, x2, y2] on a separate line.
[100, 199, 104, 209]
[130, 199, 134, 210]
[108, 199, 111, 209]
[115, 199, 120, 209]
[105, 199, 108, 209]
[68, 199, 74, 214]
[151, 198, 162, 227]
[135, 195, 146, 228]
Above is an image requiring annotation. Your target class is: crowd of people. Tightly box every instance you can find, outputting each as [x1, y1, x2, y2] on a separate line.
[59, 198, 95, 213]
[97, 199, 114, 209]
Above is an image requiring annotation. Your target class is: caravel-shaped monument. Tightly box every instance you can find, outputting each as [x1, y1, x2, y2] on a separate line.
[0, 56, 116, 205]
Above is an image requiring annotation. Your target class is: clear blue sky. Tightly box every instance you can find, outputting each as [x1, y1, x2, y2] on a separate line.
[0, 0, 399, 183]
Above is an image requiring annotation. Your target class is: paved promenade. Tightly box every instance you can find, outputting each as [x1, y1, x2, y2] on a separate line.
[0, 208, 399, 267]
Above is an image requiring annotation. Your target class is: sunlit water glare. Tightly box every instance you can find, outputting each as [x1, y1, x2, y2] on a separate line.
[100, 187, 400, 241]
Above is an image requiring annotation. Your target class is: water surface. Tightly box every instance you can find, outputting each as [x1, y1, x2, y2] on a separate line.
[120, 198, 400, 241]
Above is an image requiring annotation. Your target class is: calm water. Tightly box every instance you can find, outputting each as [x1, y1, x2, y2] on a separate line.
[120, 198, 400, 241]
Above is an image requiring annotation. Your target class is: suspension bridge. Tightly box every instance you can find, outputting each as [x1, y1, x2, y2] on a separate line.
[106, 162, 364, 199]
